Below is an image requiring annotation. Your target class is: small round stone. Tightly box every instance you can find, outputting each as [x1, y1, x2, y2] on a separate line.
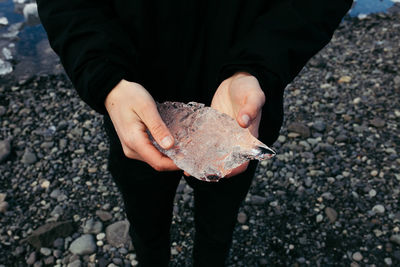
[352, 252, 363, 261]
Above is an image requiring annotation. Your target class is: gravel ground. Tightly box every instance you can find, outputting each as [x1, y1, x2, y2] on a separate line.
[0, 12, 399, 267]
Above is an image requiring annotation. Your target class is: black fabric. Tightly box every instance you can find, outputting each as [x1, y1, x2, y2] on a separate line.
[106, 118, 258, 266]
[37, 0, 352, 145]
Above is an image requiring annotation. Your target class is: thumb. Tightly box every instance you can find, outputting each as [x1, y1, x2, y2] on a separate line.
[139, 104, 174, 150]
[236, 92, 265, 128]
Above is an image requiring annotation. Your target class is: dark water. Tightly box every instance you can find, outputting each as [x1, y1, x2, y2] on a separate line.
[0, 0, 398, 76]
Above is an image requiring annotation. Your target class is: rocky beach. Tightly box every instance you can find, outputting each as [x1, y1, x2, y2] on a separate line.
[1, 2, 400, 267]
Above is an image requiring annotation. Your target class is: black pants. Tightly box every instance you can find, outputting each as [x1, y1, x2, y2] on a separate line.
[105, 117, 258, 267]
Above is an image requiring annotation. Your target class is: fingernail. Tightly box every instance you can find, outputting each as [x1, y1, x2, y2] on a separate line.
[161, 136, 173, 149]
[241, 114, 250, 126]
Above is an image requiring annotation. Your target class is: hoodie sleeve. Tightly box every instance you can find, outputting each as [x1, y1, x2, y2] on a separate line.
[218, 0, 353, 96]
[36, 0, 137, 114]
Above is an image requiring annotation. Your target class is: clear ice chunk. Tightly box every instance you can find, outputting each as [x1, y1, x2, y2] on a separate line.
[150, 101, 276, 182]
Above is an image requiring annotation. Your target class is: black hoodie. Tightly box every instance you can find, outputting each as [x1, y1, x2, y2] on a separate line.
[36, 0, 352, 145]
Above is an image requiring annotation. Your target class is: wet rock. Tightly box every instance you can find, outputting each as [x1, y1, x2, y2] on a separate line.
[372, 204, 385, 214]
[69, 234, 96, 255]
[0, 201, 9, 213]
[21, 150, 37, 165]
[83, 218, 103, 234]
[237, 212, 247, 224]
[39, 247, 51, 256]
[95, 210, 112, 222]
[352, 252, 363, 261]
[287, 122, 310, 138]
[26, 252, 36, 265]
[67, 260, 82, 267]
[369, 118, 385, 128]
[325, 207, 338, 223]
[313, 121, 326, 132]
[106, 220, 131, 247]
[390, 235, 400, 246]
[250, 195, 267, 205]
[26, 221, 75, 249]
[0, 140, 11, 163]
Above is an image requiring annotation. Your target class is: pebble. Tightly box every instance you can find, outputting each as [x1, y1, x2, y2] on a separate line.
[237, 212, 247, 224]
[0, 140, 11, 163]
[369, 118, 385, 128]
[287, 122, 310, 138]
[0, 201, 9, 213]
[26, 252, 36, 265]
[67, 260, 82, 267]
[69, 235, 96, 255]
[368, 189, 377, 197]
[106, 220, 130, 247]
[21, 150, 37, 165]
[313, 121, 326, 132]
[372, 204, 385, 215]
[83, 218, 103, 234]
[95, 210, 112, 222]
[352, 252, 363, 261]
[316, 214, 323, 223]
[39, 247, 51, 256]
[384, 257, 392, 266]
[390, 235, 400, 246]
[325, 207, 338, 223]
[96, 233, 105, 240]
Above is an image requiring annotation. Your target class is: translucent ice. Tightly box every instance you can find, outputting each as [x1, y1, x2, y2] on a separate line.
[151, 102, 276, 182]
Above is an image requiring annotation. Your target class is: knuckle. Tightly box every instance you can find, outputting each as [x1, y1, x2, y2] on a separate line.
[149, 122, 165, 138]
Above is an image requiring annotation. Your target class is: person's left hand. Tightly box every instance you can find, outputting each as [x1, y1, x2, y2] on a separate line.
[210, 71, 265, 177]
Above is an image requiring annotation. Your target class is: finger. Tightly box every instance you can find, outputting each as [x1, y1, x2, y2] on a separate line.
[183, 171, 190, 176]
[137, 102, 175, 150]
[236, 91, 265, 128]
[129, 132, 180, 171]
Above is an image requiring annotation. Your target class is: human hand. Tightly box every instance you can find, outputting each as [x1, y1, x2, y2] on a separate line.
[105, 79, 180, 171]
[210, 71, 265, 177]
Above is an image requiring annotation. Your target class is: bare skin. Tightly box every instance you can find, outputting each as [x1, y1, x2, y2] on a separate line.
[104, 71, 265, 177]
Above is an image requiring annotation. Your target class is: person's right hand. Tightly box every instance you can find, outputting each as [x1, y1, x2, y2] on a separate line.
[104, 79, 180, 171]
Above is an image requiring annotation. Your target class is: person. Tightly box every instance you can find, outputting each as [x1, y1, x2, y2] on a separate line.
[36, 0, 353, 266]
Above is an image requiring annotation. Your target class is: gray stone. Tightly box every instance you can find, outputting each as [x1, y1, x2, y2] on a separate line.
[106, 220, 131, 247]
[325, 207, 338, 223]
[390, 235, 400, 246]
[287, 122, 310, 138]
[0, 201, 9, 213]
[352, 252, 363, 261]
[96, 210, 112, 222]
[0, 105, 6, 116]
[237, 212, 247, 224]
[26, 252, 36, 265]
[372, 204, 385, 214]
[83, 218, 103, 234]
[313, 121, 326, 132]
[0, 140, 11, 163]
[43, 256, 54, 265]
[21, 150, 37, 165]
[250, 195, 267, 205]
[369, 118, 385, 128]
[0, 193, 6, 203]
[67, 260, 82, 267]
[69, 234, 96, 255]
[40, 247, 51, 256]
[384, 257, 393, 266]
[50, 205, 64, 217]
